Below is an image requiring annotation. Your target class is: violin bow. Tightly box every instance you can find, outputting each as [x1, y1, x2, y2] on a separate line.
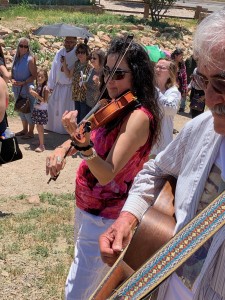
[47, 34, 134, 184]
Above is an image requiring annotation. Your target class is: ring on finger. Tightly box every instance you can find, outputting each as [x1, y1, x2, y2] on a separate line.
[56, 156, 62, 163]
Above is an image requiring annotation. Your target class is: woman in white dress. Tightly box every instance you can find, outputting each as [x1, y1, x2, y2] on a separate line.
[151, 58, 181, 156]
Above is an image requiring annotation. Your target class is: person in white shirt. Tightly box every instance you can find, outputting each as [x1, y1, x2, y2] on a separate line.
[99, 10, 225, 300]
[45, 36, 77, 134]
[152, 58, 181, 156]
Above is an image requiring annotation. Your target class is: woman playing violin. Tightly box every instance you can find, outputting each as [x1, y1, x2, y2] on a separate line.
[46, 37, 161, 300]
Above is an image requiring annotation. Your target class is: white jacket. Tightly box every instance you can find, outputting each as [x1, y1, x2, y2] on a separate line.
[151, 86, 181, 155]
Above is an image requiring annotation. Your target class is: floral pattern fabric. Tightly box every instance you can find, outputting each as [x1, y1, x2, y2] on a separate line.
[75, 106, 154, 219]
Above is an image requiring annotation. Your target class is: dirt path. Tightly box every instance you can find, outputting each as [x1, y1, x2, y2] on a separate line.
[0, 117, 81, 198]
[0, 113, 191, 198]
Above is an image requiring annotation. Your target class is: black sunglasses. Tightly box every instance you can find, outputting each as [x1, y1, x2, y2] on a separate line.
[19, 44, 29, 49]
[194, 71, 225, 95]
[76, 51, 86, 55]
[91, 56, 97, 60]
[103, 66, 131, 81]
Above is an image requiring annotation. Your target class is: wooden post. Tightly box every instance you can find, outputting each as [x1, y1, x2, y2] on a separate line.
[194, 6, 203, 20]
[144, 3, 149, 19]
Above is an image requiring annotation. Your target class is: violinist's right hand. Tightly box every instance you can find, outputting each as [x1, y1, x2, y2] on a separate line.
[46, 147, 67, 178]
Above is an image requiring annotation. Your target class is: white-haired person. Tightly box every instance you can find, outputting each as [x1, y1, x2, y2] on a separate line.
[100, 10, 225, 300]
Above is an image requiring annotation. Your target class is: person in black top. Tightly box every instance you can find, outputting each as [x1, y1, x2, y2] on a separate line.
[185, 54, 197, 84]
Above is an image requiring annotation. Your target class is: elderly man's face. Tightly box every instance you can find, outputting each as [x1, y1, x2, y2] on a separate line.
[64, 37, 77, 52]
[197, 55, 225, 136]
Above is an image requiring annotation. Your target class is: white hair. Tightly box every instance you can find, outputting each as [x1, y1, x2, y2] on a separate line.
[12, 37, 33, 70]
[193, 10, 225, 70]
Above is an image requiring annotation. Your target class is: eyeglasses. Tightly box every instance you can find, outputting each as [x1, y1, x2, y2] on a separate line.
[194, 71, 225, 95]
[19, 45, 29, 49]
[76, 51, 86, 55]
[155, 65, 168, 71]
[91, 56, 97, 60]
[103, 66, 131, 81]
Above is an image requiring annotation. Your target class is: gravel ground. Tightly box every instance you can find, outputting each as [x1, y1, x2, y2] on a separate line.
[0, 113, 191, 199]
[100, 0, 195, 18]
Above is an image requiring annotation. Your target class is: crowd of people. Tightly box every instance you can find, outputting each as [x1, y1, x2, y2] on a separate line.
[2, 9, 224, 300]
[1, 28, 204, 153]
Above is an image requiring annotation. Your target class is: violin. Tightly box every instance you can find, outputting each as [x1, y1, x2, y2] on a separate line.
[47, 34, 135, 183]
[47, 91, 138, 184]
[75, 91, 137, 142]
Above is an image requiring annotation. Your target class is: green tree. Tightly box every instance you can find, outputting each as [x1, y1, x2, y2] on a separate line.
[144, 0, 177, 22]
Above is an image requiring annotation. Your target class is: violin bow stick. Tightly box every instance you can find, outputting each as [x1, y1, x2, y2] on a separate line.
[47, 34, 134, 184]
[78, 34, 134, 127]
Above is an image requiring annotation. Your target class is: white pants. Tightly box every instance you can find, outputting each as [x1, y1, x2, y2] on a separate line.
[65, 208, 114, 300]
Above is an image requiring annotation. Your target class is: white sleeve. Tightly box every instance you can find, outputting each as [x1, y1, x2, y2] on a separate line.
[47, 50, 61, 90]
[157, 87, 181, 116]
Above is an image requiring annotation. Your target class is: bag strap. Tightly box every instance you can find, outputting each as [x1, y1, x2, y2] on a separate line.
[107, 191, 225, 300]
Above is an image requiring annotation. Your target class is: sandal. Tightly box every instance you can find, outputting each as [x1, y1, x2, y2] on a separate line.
[35, 145, 45, 153]
[15, 131, 27, 136]
[21, 134, 34, 140]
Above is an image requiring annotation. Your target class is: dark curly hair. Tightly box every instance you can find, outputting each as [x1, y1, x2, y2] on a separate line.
[104, 37, 161, 147]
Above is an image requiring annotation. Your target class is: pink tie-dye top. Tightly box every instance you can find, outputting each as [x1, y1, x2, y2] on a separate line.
[75, 106, 154, 219]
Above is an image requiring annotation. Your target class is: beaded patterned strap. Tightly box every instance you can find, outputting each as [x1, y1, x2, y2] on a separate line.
[109, 192, 225, 300]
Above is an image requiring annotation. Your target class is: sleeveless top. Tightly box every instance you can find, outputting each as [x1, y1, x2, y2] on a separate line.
[12, 53, 34, 98]
[75, 106, 154, 219]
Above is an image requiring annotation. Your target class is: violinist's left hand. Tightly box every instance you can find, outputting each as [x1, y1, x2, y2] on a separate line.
[62, 110, 91, 146]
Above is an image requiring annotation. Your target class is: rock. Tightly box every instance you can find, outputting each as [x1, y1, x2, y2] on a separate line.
[0, 26, 12, 35]
[13, 29, 23, 33]
[0, 21, 194, 69]
[27, 195, 40, 206]
[38, 37, 48, 46]
[126, 25, 138, 31]
[1, 270, 9, 277]
[99, 34, 111, 43]
[52, 42, 62, 49]
[163, 27, 176, 32]
[137, 25, 145, 31]
[16, 17, 27, 20]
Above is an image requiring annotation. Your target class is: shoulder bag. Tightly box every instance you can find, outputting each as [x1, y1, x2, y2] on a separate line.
[14, 85, 31, 114]
[0, 136, 23, 164]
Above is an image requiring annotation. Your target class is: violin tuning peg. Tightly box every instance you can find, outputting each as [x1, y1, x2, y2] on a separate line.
[84, 123, 91, 133]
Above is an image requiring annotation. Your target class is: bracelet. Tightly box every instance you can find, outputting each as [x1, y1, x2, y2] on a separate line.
[78, 148, 98, 161]
[71, 140, 94, 151]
